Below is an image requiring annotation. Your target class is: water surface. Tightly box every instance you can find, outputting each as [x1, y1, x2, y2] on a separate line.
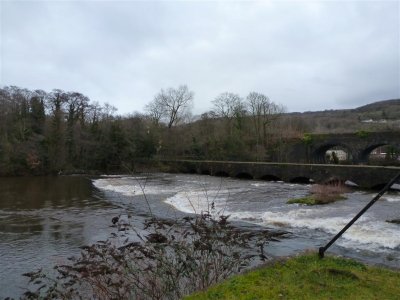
[0, 176, 119, 298]
[1, 174, 399, 298]
[93, 173, 400, 267]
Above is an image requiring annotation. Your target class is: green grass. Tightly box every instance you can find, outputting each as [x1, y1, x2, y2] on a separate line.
[287, 196, 318, 205]
[287, 195, 346, 205]
[185, 253, 400, 300]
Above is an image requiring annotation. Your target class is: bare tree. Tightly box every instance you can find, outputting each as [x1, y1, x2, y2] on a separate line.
[102, 102, 118, 121]
[246, 92, 285, 150]
[146, 85, 194, 128]
[87, 101, 103, 125]
[144, 99, 163, 126]
[212, 92, 242, 119]
[212, 92, 245, 134]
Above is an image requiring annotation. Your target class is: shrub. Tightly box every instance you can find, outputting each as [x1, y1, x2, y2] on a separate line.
[302, 133, 313, 145]
[356, 130, 369, 139]
[22, 214, 285, 299]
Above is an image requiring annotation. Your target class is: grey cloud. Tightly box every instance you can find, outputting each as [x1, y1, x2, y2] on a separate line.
[1, 1, 398, 115]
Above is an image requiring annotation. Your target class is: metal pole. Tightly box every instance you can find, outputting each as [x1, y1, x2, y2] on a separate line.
[319, 172, 400, 258]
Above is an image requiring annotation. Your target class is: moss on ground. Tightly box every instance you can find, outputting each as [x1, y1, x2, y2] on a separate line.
[185, 253, 400, 300]
[287, 195, 346, 205]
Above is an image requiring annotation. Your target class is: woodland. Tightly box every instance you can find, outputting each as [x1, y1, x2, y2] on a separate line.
[1, 85, 399, 176]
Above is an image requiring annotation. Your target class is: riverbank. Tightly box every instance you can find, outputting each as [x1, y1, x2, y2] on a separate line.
[186, 252, 400, 299]
[0, 158, 173, 177]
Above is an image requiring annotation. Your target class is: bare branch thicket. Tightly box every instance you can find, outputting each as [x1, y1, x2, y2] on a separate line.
[146, 85, 194, 128]
[246, 92, 285, 140]
[211, 92, 243, 120]
[101, 103, 118, 121]
[245, 92, 287, 160]
[211, 92, 246, 134]
[311, 182, 350, 204]
[22, 212, 286, 299]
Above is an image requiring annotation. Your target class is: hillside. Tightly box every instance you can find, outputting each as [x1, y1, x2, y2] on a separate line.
[355, 99, 400, 119]
[284, 99, 400, 134]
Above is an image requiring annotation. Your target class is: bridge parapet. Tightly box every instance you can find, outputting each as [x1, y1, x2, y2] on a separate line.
[168, 160, 400, 189]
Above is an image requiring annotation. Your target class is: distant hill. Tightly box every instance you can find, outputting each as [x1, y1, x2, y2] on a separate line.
[354, 99, 400, 118]
[283, 99, 400, 134]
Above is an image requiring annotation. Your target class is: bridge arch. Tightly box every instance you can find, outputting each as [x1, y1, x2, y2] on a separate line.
[359, 143, 400, 164]
[235, 172, 254, 179]
[201, 169, 211, 175]
[260, 174, 282, 181]
[313, 143, 353, 164]
[290, 176, 312, 184]
[187, 168, 197, 174]
[214, 171, 229, 177]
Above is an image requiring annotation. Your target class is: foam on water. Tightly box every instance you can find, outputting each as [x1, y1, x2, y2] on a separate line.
[92, 178, 164, 196]
[261, 208, 400, 251]
[228, 211, 265, 222]
[164, 189, 230, 215]
[383, 195, 400, 202]
[251, 182, 271, 187]
[93, 175, 400, 256]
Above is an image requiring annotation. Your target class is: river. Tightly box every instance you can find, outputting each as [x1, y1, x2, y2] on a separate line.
[0, 173, 399, 298]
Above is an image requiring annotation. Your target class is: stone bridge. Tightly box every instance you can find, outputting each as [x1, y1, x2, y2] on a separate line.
[283, 131, 400, 164]
[167, 160, 400, 189]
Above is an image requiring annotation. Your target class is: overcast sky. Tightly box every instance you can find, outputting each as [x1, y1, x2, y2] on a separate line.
[1, 0, 399, 115]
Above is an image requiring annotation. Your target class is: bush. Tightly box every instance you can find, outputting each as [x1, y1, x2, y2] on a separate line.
[356, 130, 370, 139]
[22, 214, 286, 299]
[302, 133, 313, 145]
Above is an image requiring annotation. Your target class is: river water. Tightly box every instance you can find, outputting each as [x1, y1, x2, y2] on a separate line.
[1, 173, 399, 298]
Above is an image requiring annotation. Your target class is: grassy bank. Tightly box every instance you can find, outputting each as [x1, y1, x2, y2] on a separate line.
[186, 253, 400, 299]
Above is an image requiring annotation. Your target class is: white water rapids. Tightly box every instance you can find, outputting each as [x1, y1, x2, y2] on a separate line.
[93, 173, 400, 266]
[1, 173, 398, 299]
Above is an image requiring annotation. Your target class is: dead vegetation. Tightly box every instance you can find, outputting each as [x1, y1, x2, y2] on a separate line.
[22, 213, 286, 299]
[311, 182, 349, 204]
[288, 182, 349, 205]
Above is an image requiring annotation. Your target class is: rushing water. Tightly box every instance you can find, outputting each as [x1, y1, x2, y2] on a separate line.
[1, 174, 399, 298]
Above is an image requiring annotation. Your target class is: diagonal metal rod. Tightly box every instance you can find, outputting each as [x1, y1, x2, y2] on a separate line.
[319, 172, 400, 258]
